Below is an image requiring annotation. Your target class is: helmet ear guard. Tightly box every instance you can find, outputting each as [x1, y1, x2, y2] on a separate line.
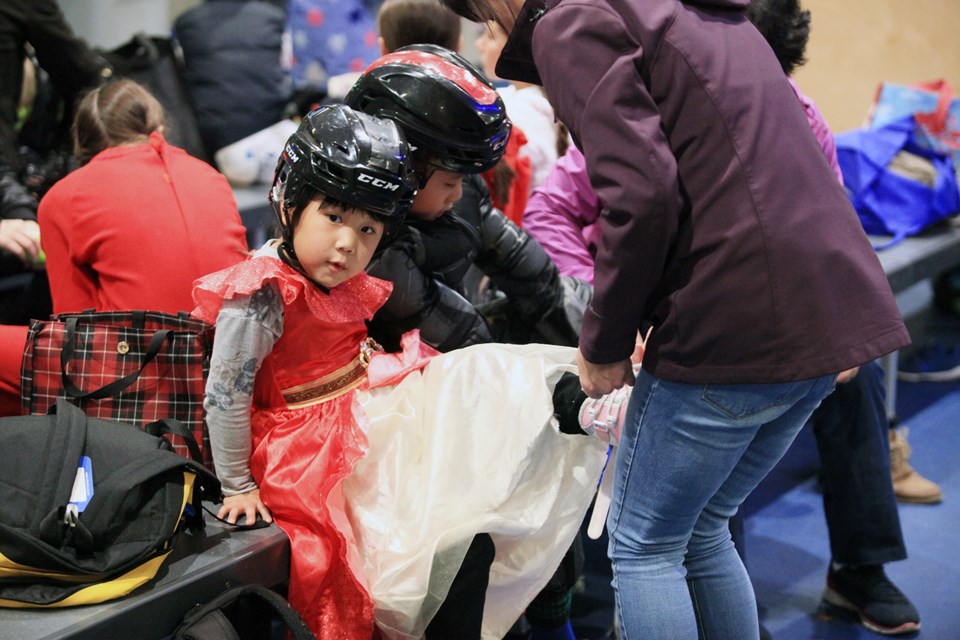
[345, 44, 512, 177]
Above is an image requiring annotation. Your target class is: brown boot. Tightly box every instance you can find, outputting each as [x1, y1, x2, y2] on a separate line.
[889, 428, 942, 504]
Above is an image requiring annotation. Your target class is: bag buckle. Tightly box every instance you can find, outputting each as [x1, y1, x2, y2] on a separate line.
[63, 504, 79, 528]
[358, 337, 383, 368]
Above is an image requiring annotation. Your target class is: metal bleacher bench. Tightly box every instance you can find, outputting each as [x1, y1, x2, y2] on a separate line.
[0, 509, 290, 640]
[870, 219, 960, 421]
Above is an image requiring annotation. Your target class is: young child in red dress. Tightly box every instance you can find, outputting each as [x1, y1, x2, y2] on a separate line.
[192, 105, 626, 639]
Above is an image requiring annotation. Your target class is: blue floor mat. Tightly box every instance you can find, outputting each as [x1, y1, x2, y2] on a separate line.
[748, 389, 960, 639]
[570, 384, 960, 640]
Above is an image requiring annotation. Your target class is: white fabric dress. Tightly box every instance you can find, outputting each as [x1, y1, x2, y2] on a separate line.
[345, 342, 607, 639]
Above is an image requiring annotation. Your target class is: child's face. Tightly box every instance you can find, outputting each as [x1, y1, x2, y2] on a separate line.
[408, 169, 465, 221]
[475, 22, 508, 81]
[292, 199, 384, 287]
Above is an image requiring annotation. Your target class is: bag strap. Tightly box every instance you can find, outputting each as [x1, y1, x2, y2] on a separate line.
[145, 418, 204, 468]
[143, 419, 221, 504]
[60, 316, 172, 400]
[144, 418, 222, 531]
[871, 230, 909, 251]
[34, 399, 90, 535]
[72, 447, 193, 555]
[173, 584, 315, 640]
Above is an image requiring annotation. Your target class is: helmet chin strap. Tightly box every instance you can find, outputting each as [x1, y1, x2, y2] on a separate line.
[413, 156, 437, 189]
[277, 240, 331, 294]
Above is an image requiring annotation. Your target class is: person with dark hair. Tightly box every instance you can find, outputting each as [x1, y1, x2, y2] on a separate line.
[0, 1, 111, 416]
[527, 145, 923, 638]
[364, 11, 589, 634]
[193, 102, 613, 639]
[515, 0, 922, 635]
[0, 147, 43, 416]
[747, 0, 941, 509]
[748, 0, 809, 76]
[346, 44, 599, 639]
[37, 79, 249, 314]
[347, 44, 587, 353]
[377, 2, 534, 227]
[438, 0, 911, 638]
[0, 0, 109, 336]
[377, 0, 463, 53]
[747, 0, 840, 183]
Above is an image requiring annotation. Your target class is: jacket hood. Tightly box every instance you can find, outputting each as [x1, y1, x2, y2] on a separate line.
[683, 0, 749, 8]
[497, 0, 748, 85]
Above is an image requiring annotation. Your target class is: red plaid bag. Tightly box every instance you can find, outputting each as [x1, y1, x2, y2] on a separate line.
[20, 310, 215, 470]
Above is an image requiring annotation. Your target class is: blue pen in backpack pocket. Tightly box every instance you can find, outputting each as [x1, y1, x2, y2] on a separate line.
[68, 456, 94, 513]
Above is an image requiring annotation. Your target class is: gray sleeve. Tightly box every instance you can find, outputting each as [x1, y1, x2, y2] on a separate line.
[204, 282, 284, 495]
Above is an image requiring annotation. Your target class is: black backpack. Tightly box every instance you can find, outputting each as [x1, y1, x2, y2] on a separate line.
[174, 584, 315, 640]
[99, 33, 212, 164]
[0, 399, 220, 607]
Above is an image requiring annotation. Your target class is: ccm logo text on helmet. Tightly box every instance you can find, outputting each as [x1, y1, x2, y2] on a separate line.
[358, 173, 399, 191]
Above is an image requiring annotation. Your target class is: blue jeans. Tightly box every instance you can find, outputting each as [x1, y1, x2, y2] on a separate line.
[730, 360, 905, 575]
[608, 369, 837, 639]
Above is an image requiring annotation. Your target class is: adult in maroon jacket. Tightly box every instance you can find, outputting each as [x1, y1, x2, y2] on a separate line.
[438, 0, 910, 637]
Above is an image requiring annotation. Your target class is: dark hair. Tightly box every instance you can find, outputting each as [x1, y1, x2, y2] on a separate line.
[72, 79, 165, 165]
[377, 0, 461, 53]
[438, 0, 501, 24]
[746, 0, 811, 76]
[286, 192, 393, 237]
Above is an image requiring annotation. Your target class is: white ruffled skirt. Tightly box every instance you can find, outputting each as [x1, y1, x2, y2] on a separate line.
[344, 342, 607, 639]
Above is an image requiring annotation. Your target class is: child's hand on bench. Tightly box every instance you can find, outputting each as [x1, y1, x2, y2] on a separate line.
[219, 488, 273, 527]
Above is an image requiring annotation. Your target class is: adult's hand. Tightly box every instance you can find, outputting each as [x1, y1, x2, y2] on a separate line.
[577, 349, 635, 398]
[836, 366, 860, 384]
[0, 218, 42, 263]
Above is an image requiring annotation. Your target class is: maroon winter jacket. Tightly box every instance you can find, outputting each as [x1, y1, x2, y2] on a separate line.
[498, 0, 909, 383]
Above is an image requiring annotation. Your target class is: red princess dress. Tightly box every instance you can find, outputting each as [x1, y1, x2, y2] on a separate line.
[193, 254, 606, 640]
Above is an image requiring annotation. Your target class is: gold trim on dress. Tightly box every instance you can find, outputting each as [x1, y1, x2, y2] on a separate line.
[282, 338, 383, 409]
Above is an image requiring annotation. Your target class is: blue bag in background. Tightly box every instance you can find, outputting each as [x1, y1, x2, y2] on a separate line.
[869, 80, 960, 182]
[836, 116, 960, 249]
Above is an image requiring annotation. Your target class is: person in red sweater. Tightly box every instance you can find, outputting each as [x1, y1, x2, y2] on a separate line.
[39, 79, 249, 313]
[0, 79, 248, 415]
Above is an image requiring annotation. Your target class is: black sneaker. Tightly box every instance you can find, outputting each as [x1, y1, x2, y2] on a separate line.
[819, 565, 920, 635]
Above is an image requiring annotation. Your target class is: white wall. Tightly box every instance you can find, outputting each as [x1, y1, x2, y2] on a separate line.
[60, 0, 184, 49]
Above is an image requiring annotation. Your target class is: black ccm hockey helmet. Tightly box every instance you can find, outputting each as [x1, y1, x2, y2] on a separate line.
[269, 104, 417, 283]
[270, 104, 417, 241]
[345, 43, 511, 180]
